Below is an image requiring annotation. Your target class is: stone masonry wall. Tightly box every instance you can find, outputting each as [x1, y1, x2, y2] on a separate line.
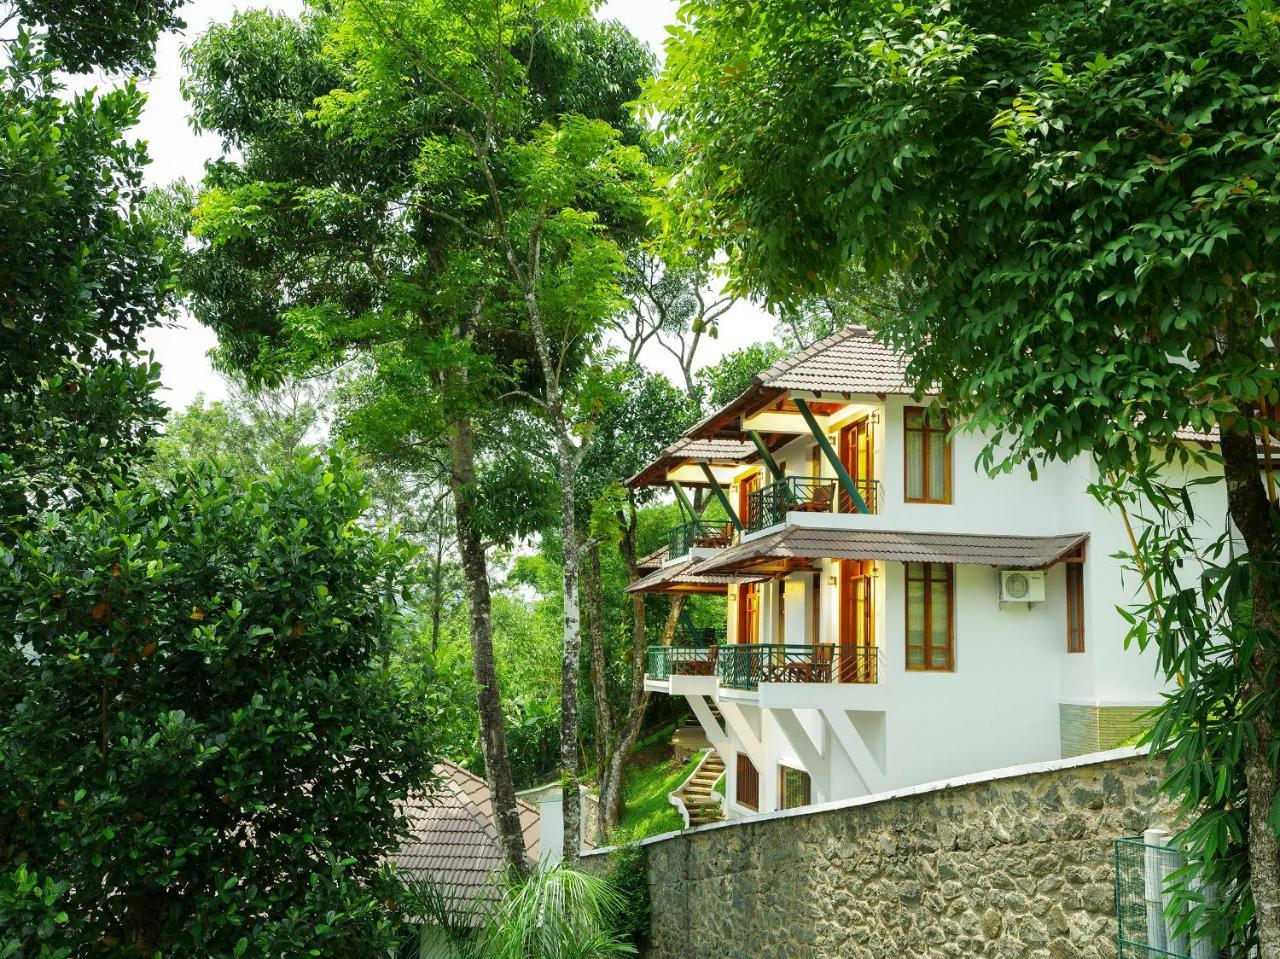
[585, 749, 1171, 959]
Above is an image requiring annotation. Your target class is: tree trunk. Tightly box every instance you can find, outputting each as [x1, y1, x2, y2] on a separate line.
[449, 417, 529, 878]
[429, 514, 446, 655]
[585, 540, 614, 769]
[596, 506, 689, 839]
[556, 431, 584, 863]
[1219, 419, 1280, 959]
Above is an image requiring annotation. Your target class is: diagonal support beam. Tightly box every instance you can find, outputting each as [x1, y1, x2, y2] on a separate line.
[718, 700, 766, 771]
[795, 398, 870, 514]
[670, 481, 696, 520]
[698, 462, 744, 532]
[824, 709, 887, 794]
[686, 695, 729, 754]
[748, 430, 785, 481]
[773, 710, 829, 802]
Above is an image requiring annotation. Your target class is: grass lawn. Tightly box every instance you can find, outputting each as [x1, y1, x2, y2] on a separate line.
[607, 744, 705, 845]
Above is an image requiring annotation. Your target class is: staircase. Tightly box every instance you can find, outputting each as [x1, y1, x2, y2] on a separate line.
[676, 751, 725, 827]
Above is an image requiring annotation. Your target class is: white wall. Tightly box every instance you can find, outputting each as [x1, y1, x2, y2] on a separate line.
[703, 395, 1229, 813]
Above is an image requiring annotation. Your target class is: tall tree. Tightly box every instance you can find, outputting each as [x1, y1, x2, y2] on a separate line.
[651, 0, 1280, 951]
[0, 29, 171, 535]
[576, 367, 696, 837]
[179, 2, 654, 866]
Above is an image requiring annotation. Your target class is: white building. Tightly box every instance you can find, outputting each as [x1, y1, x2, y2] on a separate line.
[627, 326, 1224, 819]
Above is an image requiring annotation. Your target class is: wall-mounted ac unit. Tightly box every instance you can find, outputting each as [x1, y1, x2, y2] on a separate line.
[999, 569, 1045, 603]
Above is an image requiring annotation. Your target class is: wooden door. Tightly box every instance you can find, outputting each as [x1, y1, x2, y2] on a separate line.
[738, 471, 760, 531]
[738, 582, 760, 646]
[839, 559, 875, 682]
[838, 417, 875, 512]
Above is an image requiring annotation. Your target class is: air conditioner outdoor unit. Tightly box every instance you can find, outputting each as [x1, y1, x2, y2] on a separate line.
[999, 569, 1045, 604]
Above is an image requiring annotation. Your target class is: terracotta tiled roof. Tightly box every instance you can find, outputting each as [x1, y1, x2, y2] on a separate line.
[698, 527, 1089, 572]
[390, 762, 539, 920]
[625, 436, 756, 488]
[636, 544, 670, 570]
[757, 326, 916, 395]
[624, 555, 767, 593]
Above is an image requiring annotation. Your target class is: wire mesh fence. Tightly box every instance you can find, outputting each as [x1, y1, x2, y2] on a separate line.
[1114, 832, 1248, 959]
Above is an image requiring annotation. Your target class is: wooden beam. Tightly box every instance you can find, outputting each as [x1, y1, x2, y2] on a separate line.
[748, 430, 785, 480]
[795, 397, 870, 514]
[699, 462, 745, 532]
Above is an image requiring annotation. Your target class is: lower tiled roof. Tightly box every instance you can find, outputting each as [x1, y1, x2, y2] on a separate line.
[698, 527, 1089, 572]
[390, 762, 539, 922]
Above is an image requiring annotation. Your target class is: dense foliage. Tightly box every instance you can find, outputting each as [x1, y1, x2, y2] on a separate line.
[4, 0, 187, 72]
[0, 33, 170, 533]
[651, 0, 1280, 949]
[0, 457, 438, 957]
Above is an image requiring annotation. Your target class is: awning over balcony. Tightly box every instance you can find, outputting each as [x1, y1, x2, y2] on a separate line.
[626, 437, 756, 489]
[697, 527, 1090, 573]
[624, 556, 768, 594]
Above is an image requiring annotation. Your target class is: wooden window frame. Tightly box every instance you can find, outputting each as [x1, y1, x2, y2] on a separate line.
[778, 764, 812, 810]
[905, 562, 955, 671]
[736, 753, 759, 811]
[1065, 546, 1086, 653]
[903, 406, 952, 504]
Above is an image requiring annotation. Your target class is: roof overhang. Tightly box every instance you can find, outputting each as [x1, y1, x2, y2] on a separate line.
[624, 556, 768, 594]
[698, 527, 1090, 574]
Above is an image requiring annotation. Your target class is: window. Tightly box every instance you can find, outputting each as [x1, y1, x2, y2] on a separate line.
[778, 765, 812, 810]
[904, 406, 951, 503]
[1066, 549, 1085, 653]
[736, 753, 760, 810]
[906, 562, 954, 671]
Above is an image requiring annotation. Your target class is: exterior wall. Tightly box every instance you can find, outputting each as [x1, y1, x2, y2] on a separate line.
[1060, 704, 1153, 758]
[585, 749, 1173, 959]
[672, 393, 1226, 814]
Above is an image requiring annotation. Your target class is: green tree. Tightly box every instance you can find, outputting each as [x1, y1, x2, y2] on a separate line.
[695, 342, 786, 410]
[0, 31, 171, 534]
[651, 0, 1280, 950]
[0, 455, 438, 957]
[2, 0, 187, 72]
[146, 384, 321, 484]
[179, 2, 655, 866]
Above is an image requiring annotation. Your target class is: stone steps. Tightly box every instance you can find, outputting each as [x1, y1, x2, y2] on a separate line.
[674, 751, 726, 828]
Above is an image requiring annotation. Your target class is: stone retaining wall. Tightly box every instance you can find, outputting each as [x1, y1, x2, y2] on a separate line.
[584, 748, 1171, 959]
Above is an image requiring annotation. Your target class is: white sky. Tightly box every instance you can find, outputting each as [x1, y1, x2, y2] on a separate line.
[125, 0, 775, 412]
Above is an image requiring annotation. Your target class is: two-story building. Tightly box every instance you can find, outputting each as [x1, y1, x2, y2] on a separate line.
[627, 325, 1225, 819]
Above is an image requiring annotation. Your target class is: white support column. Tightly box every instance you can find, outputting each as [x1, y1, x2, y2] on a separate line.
[685, 694, 729, 753]
[718, 700, 766, 771]
[772, 709, 829, 802]
[824, 709, 888, 793]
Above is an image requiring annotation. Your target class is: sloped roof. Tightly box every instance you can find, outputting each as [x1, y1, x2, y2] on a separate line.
[391, 762, 539, 919]
[626, 436, 757, 488]
[757, 325, 915, 395]
[698, 527, 1089, 572]
[624, 555, 767, 593]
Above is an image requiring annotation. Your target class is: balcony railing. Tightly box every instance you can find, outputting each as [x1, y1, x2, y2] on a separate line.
[668, 518, 735, 558]
[646, 645, 719, 681]
[717, 644, 879, 690]
[746, 476, 880, 531]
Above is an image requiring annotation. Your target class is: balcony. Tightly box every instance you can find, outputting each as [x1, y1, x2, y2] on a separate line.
[668, 518, 735, 558]
[718, 644, 879, 691]
[746, 476, 880, 532]
[646, 645, 719, 681]
[644, 643, 880, 690]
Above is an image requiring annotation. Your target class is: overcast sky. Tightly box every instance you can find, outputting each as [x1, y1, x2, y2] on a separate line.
[125, 0, 775, 412]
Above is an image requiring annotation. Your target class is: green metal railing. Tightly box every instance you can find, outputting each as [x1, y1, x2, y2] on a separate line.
[1115, 836, 1240, 959]
[646, 645, 718, 681]
[717, 644, 879, 690]
[839, 479, 881, 515]
[747, 477, 837, 531]
[668, 518, 736, 558]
